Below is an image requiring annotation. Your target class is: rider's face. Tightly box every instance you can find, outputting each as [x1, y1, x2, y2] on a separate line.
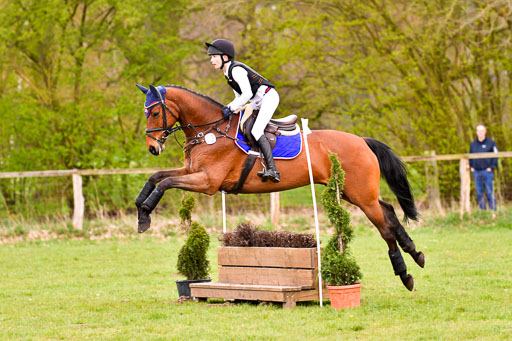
[210, 54, 227, 69]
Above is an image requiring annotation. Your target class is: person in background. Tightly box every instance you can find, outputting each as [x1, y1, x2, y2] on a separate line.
[469, 124, 498, 211]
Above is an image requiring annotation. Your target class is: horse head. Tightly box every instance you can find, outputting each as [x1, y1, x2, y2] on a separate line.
[136, 84, 181, 155]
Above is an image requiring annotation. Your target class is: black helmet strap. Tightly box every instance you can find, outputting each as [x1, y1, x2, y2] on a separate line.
[220, 55, 230, 69]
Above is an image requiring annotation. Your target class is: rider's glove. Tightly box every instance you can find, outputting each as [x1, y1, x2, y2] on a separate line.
[222, 106, 233, 119]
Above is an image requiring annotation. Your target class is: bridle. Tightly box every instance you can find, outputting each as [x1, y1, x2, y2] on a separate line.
[145, 89, 183, 145]
[145, 88, 237, 151]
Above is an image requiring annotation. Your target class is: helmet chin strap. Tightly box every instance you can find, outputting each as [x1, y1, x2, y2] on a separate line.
[220, 55, 230, 69]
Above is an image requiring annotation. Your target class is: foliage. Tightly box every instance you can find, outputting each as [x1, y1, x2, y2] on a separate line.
[176, 222, 210, 280]
[178, 194, 196, 230]
[2, 0, 512, 221]
[321, 154, 362, 286]
[176, 194, 209, 280]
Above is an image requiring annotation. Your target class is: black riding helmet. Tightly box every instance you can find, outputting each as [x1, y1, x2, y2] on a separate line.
[206, 39, 235, 69]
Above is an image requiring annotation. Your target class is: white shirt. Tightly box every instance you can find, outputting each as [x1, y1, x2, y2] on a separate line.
[224, 62, 268, 111]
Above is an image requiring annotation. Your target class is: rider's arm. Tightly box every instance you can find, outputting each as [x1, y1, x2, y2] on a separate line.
[227, 66, 252, 111]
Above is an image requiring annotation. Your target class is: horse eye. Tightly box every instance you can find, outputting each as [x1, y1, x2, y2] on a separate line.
[152, 111, 160, 118]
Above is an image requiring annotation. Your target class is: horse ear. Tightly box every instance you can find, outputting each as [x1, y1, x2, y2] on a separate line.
[136, 84, 149, 94]
[149, 84, 160, 98]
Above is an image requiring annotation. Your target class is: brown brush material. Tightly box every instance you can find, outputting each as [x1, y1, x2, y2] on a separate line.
[220, 223, 317, 248]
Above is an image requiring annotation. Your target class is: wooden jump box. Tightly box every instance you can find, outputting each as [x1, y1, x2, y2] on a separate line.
[190, 247, 328, 308]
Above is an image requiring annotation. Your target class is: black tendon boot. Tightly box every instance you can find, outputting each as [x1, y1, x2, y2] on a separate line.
[256, 135, 280, 183]
[389, 249, 414, 291]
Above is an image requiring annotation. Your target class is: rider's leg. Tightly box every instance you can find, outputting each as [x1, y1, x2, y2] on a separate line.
[252, 89, 280, 182]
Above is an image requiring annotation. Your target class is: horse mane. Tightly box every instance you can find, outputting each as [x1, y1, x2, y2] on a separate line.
[167, 85, 223, 108]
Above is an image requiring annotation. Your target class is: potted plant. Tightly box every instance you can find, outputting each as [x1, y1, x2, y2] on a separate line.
[175, 194, 211, 297]
[321, 154, 362, 309]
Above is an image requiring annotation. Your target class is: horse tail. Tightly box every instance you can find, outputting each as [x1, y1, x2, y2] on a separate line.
[364, 137, 419, 222]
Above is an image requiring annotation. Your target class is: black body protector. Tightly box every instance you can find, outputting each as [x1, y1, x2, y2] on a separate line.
[225, 61, 275, 97]
[226, 61, 280, 182]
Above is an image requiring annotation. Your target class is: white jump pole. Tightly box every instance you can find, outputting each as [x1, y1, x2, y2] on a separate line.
[221, 191, 227, 234]
[301, 118, 323, 307]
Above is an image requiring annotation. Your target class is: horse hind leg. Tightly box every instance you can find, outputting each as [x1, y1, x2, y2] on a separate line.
[358, 200, 415, 291]
[380, 200, 425, 268]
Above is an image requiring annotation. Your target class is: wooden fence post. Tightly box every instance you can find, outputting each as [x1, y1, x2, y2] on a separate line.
[270, 192, 280, 226]
[459, 158, 470, 218]
[425, 150, 445, 215]
[72, 172, 84, 230]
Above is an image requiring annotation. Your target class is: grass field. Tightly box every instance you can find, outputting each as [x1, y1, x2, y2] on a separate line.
[1, 210, 511, 340]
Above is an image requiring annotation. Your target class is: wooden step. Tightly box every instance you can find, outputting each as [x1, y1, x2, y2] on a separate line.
[189, 282, 328, 308]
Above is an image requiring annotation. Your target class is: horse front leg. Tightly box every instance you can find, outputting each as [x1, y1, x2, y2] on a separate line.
[138, 171, 216, 233]
[135, 168, 188, 230]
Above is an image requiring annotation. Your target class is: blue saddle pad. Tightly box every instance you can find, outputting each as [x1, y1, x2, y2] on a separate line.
[234, 110, 303, 159]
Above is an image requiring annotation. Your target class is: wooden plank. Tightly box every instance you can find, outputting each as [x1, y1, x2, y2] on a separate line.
[72, 173, 84, 230]
[189, 282, 328, 303]
[1, 151, 510, 179]
[219, 267, 316, 288]
[460, 158, 471, 218]
[189, 282, 302, 292]
[293, 287, 330, 301]
[190, 287, 288, 302]
[401, 151, 511, 162]
[218, 247, 316, 268]
[0, 168, 167, 179]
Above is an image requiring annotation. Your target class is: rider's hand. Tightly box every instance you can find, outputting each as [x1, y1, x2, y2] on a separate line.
[222, 106, 233, 119]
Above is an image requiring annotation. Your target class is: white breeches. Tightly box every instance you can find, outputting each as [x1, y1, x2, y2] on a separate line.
[251, 88, 280, 140]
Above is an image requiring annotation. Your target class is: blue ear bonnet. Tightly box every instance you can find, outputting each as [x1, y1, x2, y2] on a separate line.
[137, 84, 167, 118]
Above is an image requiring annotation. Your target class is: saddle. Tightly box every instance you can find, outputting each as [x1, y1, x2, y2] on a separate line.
[237, 104, 300, 150]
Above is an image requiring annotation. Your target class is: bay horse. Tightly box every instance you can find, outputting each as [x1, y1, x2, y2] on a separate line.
[135, 84, 425, 291]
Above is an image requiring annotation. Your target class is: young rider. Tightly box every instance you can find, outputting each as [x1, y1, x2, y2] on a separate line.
[206, 39, 281, 183]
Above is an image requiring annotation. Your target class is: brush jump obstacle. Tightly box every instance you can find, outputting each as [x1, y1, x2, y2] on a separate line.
[190, 246, 328, 308]
[135, 84, 425, 291]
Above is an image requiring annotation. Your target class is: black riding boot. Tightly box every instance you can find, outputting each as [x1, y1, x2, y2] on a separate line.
[256, 135, 280, 183]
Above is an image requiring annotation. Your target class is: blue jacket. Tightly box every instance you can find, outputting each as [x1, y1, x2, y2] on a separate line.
[469, 137, 498, 170]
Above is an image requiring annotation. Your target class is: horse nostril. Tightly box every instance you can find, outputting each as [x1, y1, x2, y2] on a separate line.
[149, 145, 158, 155]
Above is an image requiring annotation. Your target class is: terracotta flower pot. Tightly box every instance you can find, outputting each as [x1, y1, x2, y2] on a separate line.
[327, 283, 361, 309]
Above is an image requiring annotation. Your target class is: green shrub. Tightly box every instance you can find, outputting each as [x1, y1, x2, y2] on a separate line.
[321, 154, 362, 286]
[176, 222, 210, 280]
[178, 194, 196, 231]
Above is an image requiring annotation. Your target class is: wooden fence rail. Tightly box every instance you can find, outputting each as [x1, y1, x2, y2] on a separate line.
[1, 152, 511, 229]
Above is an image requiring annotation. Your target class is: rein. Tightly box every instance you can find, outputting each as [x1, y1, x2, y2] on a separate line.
[145, 90, 237, 151]
[183, 114, 238, 153]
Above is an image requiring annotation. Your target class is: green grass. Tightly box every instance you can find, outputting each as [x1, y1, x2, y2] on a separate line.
[1, 216, 511, 340]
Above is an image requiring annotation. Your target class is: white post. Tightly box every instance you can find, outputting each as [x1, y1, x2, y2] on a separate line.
[222, 191, 227, 233]
[72, 172, 84, 230]
[301, 118, 323, 306]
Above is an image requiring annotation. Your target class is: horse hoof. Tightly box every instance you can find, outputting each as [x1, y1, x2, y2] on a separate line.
[138, 214, 151, 233]
[401, 274, 414, 291]
[416, 252, 425, 268]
